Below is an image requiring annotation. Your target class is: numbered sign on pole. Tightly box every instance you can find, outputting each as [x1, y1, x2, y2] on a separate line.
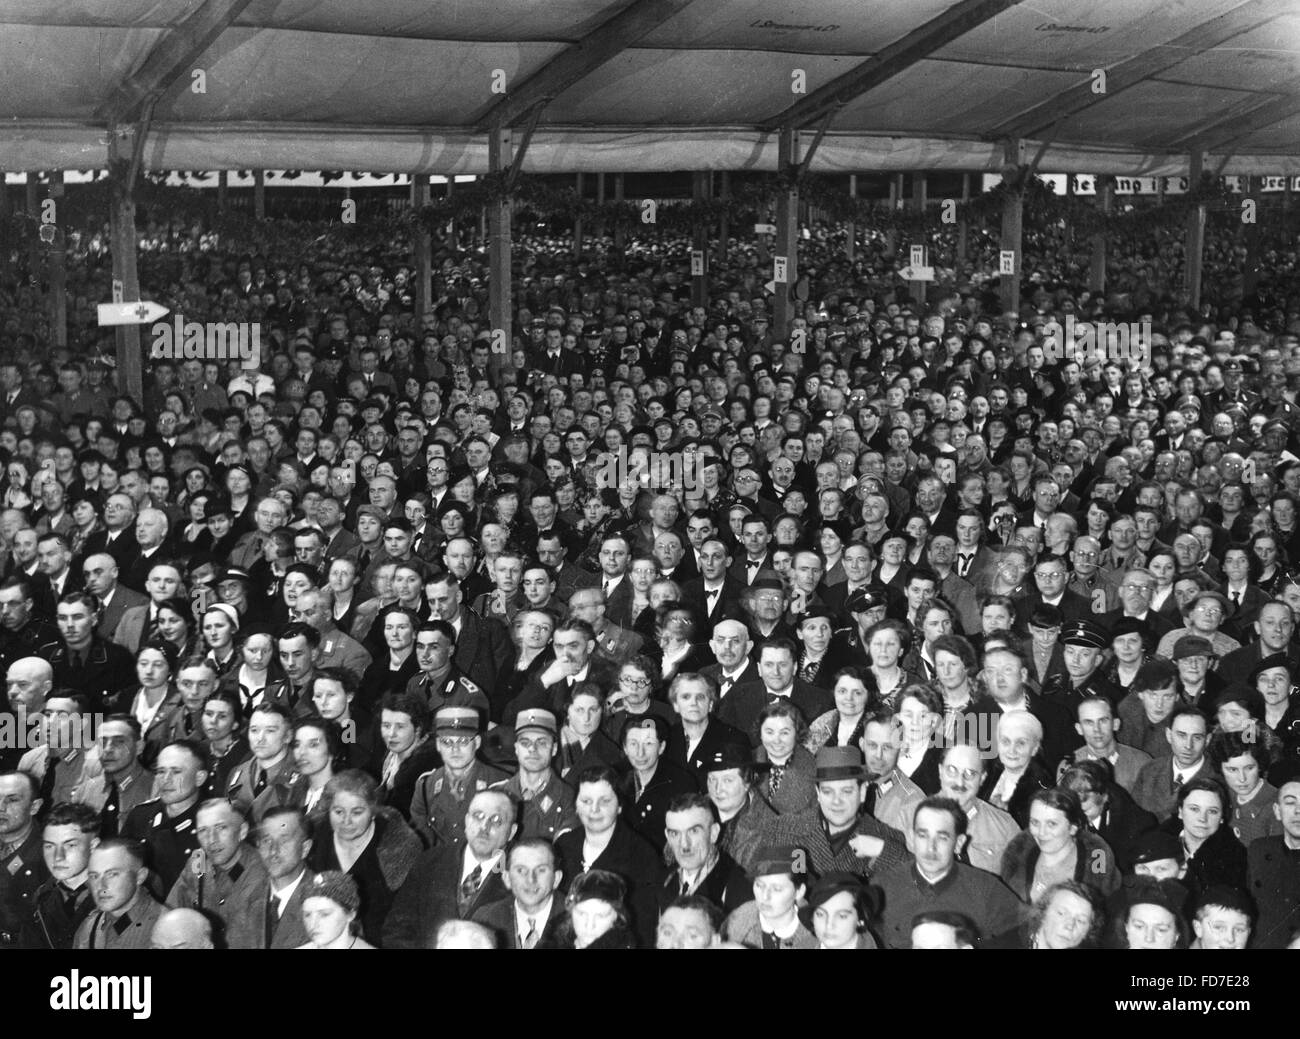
[999, 250, 1016, 276]
[910, 245, 926, 269]
[112, 279, 124, 303]
[773, 256, 788, 284]
[690, 250, 705, 277]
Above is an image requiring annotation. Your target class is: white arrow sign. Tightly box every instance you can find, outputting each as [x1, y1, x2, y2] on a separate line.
[898, 265, 935, 282]
[97, 301, 169, 327]
[764, 279, 778, 294]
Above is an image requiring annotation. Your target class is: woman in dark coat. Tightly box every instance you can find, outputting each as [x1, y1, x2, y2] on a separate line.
[540, 869, 639, 950]
[554, 766, 666, 947]
[999, 788, 1121, 904]
[1159, 776, 1248, 901]
[306, 769, 423, 947]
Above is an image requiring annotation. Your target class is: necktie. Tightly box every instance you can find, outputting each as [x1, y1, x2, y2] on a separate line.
[602, 578, 612, 596]
[864, 781, 878, 816]
[458, 863, 483, 914]
[958, 553, 972, 576]
[252, 766, 267, 797]
[769, 764, 785, 795]
[39, 754, 58, 806]
[522, 917, 539, 949]
[1231, 590, 1241, 606]
[100, 779, 120, 838]
[60, 884, 81, 919]
[1174, 771, 1185, 790]
[679, 875, 692, 896]
[265, 890, 281, 948]
[720, 675, 735, 699]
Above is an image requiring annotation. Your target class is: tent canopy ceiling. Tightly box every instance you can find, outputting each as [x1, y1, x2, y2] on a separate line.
[0, 0, 1297, 174]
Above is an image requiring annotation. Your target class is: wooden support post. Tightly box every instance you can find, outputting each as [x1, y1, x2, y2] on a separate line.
[718, 172, 730, 263]
[613, 173, 625, 251]
[692, 171, 708, 306]
[47, 170, 67, 350]
[108, 135, 144, 404]
[25, 175, 41, 280]
[911, 172, 928, 306]
[445, 177, 456, 246]
[886, 173, 903, 256]
[573, 172, 584, 259]
[595, 172, 606, 244]
[845, 174, 857, 261]
[775, 127, 801, 337]
[1185, 151, 1205, 309]
[1090, 177, 1111, 292]
[1243, 174, 1262, 298]
[999, 140, 1024, 316]
[489, 128, 514, 371]
[957, 172, 970, 262]
[412, 174, 431, 323]
[217, 170, 228, 215]
[253, 169, 266, 220]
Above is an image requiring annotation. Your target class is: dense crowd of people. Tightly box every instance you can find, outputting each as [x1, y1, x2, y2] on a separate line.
[0, 187, 1297, 951]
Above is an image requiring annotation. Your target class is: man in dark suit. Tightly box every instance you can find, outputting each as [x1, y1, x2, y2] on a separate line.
[1024, 554, 1091, 626]
[1246, 778, 1300, 948]
[719, 638, 832, 741]
[0, 363, 41, 427]
[383, 789, 515, 949]
[81, 553, 147, 641]
[657, 792, 750, 915]
[681, 539, 745, 629]
[700, 619, 759, 707]
[79, 493, 139, 571]
[470, 837, 564, 949]
[428, 573, 512, 694]
[728, 515, 774, 586]
[32, 533, 83, 623]
[503, 619, 620, 723]
[1130, 706, 1210, 821]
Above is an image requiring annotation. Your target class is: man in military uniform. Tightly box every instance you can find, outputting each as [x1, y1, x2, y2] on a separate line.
[567, 587, 644, 668]
[122, 740, 208, 893]
[1040, 619, 1121, 733]
[74, 838, 164, 950]
[292, 587, 372, 686]
[262, 623, 322, 716]
[0, 577, 58, 675]
[40, 591, 137, 713]
[0, 770, 46, 948]
[22, 802, 98, 949]
[405, 620, 491, 720]
[490, 708, 576, 842]
[226, 703, 294, 813]
[409, 706, 509, 848]
[75, 714, 153, 836]
[166, 799, 269, 949]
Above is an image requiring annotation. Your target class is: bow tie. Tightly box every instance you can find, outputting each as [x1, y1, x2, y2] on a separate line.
[746, 559, 761, 569]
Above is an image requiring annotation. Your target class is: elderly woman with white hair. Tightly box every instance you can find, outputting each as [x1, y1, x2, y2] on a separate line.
[978, 710, 1053, 828]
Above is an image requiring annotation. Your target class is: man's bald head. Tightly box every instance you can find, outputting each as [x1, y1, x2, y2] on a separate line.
[6, 656, 53, 713]
[151, 908, 214, 950]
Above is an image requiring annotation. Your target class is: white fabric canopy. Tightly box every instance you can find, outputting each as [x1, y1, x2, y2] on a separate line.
[0, 0, 1296, 174]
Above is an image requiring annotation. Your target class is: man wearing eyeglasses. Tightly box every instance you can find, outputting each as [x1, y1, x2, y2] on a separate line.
[1026, 555, 1090, 626]
[1066, 535, 1120, 613]
[409, 707, 509, 849]
[932, 743, 1019, 875]
[385, 789, 517, 948]
[1100, 567, 1177, 642]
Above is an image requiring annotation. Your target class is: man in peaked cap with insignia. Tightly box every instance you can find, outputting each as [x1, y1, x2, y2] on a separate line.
[1039, 618, 1121, 732]
[409, 706, 509, 848]
[490, 708, 577, 842]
